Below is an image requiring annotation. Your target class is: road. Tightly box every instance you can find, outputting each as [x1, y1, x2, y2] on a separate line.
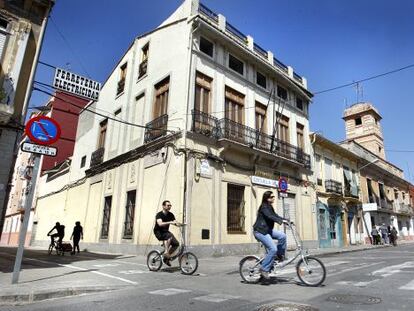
[1, 244, 414, 310]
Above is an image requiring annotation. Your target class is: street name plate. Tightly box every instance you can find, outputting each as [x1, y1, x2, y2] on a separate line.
[21, 142, 57, 157]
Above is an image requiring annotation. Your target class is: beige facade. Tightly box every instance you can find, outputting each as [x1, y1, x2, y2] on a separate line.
[311, 133, 363, 248]
[0, 0, 54, 239]
[33, 0, 318, 255]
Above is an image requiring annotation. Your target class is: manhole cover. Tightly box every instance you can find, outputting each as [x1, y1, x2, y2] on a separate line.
[257, 303, 319, 311]
[327, 294, 381, 305]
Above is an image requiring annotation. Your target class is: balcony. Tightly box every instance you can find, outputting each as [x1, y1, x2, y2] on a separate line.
[325, 180, 343, 195]
[379, 198, 393, 210]
[344, 185, 359, 198]
[138, 59, 148, 79]
[90, 147, 105, 167]
[116, 79, 125, 95]
[144, 114, 168, 143]
[197, 3, 304, 85]
[191, 110, 311, 168]
[399, 203, 413, 214]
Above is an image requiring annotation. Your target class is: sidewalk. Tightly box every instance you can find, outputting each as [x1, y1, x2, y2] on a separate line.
[1, 240, 413, 305]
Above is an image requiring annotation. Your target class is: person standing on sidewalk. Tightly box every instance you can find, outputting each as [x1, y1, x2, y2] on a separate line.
[253, 191, 290, 280]
[70, 221, 83, 255]
[371, 226, 380, 245]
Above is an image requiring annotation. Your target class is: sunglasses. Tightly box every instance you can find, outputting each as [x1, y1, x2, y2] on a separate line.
[167, 205, 172, 207]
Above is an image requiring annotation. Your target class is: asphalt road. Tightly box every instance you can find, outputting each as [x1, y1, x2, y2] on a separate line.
[1, 244, 414, 311]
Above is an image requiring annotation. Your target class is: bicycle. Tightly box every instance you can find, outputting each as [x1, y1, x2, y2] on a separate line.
[47, 235, 63, 256]
[239, 222, 326, 286]
[146, 223, 199, 275]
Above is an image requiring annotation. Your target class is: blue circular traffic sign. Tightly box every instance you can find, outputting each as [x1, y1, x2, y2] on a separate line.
[25, 116, 61, 145]
[278, 177, 288, 192]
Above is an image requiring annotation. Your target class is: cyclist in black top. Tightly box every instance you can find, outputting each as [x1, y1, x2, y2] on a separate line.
[47, 222, 65, 248]
[153, 200, 179, 266]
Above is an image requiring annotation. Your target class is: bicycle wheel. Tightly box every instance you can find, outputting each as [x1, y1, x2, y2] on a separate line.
[179, 252, 198, 275]
[56, 247, 63, 256]
[147, 250, 162, 271]
[48, 244, 53, 255]
[296, 256, 326, 286]
[239, 256, 261, 284]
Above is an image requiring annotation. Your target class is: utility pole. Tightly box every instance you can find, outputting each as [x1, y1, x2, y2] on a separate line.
[11, 155, 40, 284]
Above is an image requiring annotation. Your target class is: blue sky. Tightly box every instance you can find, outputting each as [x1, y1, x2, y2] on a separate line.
[30, 0, 414, 181]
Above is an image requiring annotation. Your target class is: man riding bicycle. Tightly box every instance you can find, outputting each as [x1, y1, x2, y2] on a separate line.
[153, 200, 179, 267]
[253, 191, 290, 280]
[47, 222, 65, 249]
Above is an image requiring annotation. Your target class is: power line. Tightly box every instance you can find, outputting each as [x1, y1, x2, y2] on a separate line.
[49, 16, 91, 78]
[314, 63, 414, 95]
[32, 86, 177, 133]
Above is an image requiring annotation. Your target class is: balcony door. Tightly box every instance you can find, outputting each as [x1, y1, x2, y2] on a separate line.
[153, 76, 170, 119]
[224, 86, 244, 142]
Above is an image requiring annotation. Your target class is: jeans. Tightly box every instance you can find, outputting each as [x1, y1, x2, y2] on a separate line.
[254, 229, 287, 272]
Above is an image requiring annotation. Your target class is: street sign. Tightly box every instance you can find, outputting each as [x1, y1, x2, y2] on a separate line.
[278, 177, 288, 192]
[25, 116, 61, 145]
[279, 192, 288, 198]
[53, 67, 101, 101]
[21, 142, 57, 157]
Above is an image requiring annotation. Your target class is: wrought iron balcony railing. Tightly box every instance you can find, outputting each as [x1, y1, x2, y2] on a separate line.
[399, 203, 413, 214]
[379, 198, 393, 210]
[90, 147, 105, 167]
[344, 185, 359, 198]
[144, 114, 168, 143]
[325, 180, 343, 195]
[191, 110, 311, 168]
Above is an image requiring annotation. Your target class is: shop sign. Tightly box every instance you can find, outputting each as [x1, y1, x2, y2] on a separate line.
[53, 68, 101, 100]
[251, 175, 279, 188]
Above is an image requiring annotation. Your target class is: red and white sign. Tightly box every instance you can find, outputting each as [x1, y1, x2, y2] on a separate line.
[25, 116, 61, 145]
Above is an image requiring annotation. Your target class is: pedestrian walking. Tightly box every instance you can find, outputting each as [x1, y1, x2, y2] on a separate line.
[70, 221, 83, 255]
[371, 227, 380, 245]
[379, 223, 388, 244]
[390, 226, 398, 246]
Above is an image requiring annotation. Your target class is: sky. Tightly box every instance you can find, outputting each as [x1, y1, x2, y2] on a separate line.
[29, 0, 414, 182]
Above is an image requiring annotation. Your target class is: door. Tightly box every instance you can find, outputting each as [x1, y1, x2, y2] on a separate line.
[276, 193, 296, 249]
[317, 201, 331, 248]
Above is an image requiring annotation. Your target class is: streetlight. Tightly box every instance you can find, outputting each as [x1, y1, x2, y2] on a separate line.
[358, 158, 379, 171]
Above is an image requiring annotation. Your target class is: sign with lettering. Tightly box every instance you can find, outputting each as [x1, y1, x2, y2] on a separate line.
[21, 142, 57, 157]
[200, 159, 212, 177]
[53, 68, 101, 101]
[251, 176, 279, 188]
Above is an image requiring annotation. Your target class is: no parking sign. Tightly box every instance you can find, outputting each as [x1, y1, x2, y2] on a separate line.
[25, 116, 61, 145]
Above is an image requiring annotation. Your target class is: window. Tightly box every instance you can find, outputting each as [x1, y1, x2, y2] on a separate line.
[80, 156, 86, 168]
[378, 146, 382, 153]
[0, 18, 8, 29]
[256, 71, 266, 89]
[315, 154, 322, 186]
[200, 36, 213, 57]
[277, 85, 288, 100]
[194, 71, 212, 113]
[123, 190, 136, 239]
[117, 63, 127, 95]
[101, 196, 112, 239]
[225, 86, 244, 124]
[324, 158, 333, 180]
[276, 113, 289, 143]
[255, 102, 267, 133]
[227, 184, 245, 233]
[98, 119, 108, 149]
[153, 76, 170, 119]
[138, 43, 149, 78]
[228, 54, 244, 75]
[296, 98, 303, 110]
[296, 123, 304, 150]
[379, 183, 385, 200]
[367, 179, 375, 203]
[355, 117, 362, 126]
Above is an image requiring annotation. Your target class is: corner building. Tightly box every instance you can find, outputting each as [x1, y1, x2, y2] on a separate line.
[33, 0, 318, 255]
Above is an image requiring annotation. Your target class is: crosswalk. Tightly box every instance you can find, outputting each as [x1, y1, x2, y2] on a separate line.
[334, 261, 414, 291]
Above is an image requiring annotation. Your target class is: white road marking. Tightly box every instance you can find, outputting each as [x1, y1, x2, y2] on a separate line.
[276, 260, 349, 276]
[400, 280, 414, 290]
[22, 257, 138, 285]
[329, 262, 386, 277]
[335, 279, 380, 287]
[193, 294, 240, 303]
[114, 260, 147, 267]
[93, 263, 120, 268]
[149, 288, 192, 296]
[118, 270, 149, 275]
[372, 262, 414, 277]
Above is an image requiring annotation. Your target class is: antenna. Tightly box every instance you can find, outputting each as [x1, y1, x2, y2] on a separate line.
[355, 82, 364, 103]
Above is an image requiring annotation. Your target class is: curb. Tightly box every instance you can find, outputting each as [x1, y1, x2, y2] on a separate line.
[310, 244, 392, 257]
[0, 286, 126, 306]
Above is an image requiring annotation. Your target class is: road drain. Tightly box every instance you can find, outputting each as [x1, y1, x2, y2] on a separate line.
[256, 303, 319, 311]
[327, 294, 381, 305]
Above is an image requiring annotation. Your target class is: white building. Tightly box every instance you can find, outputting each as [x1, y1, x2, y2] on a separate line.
[33, 0, 317, 255]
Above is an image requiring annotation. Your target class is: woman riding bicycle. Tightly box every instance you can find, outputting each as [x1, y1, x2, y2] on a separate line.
[253, 191, 290, 280]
